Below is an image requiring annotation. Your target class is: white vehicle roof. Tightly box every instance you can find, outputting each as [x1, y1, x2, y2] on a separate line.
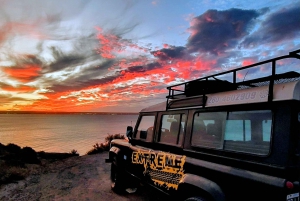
[141, 80, 300, 113]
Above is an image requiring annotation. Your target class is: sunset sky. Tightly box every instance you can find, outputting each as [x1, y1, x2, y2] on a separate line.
[0, 0, 299, 112]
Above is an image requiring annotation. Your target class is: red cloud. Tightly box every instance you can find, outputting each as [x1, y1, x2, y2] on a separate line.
[3, 64, 41, 82]
[242, 59, 255, 66]
[95, 27, 148, 59]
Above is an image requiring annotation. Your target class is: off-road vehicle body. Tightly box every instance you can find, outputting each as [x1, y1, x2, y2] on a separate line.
[107, 50, 300, 201]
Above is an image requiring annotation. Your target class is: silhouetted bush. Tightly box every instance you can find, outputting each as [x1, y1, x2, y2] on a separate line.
[70, 149, 78, 155]
[86, 143, 104, 155]
[104, 133, 125, 143]
[0, 143, 5, 155]
[0, 143, 76, 186]
[21, 146, 39, 164]
[86, 134, 125, 155]
[6, 143, 21, 154]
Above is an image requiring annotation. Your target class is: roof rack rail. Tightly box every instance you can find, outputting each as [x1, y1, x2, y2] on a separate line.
[166, 49, 300, 110]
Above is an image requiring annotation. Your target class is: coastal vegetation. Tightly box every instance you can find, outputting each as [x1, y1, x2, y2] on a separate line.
[0, 143, 40, 185]
[86, 133, 125, 155]
[0, 133, 125, 186]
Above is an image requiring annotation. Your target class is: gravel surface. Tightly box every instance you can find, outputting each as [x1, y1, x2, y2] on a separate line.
[0, 153, 163, 201]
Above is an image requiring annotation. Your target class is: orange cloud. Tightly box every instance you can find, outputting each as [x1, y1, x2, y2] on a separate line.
[1, 85, 36, 92]
[3, 64, 41, 82]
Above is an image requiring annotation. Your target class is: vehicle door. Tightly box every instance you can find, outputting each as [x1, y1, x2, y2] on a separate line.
[132, 111, 188, 193]
[128, 112, 157, 180]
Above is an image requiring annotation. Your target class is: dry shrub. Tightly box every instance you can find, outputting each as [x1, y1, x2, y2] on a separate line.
[86, 133, 125, 155]
[0, 143, 43, 186]
[0, 163, 29, 185]
[104, 133, 125, 143]
[0, 143, 76, 186]
[70, 149, 78, 155]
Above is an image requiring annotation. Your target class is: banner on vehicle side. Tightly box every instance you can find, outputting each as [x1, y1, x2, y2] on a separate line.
[132, 150, 186, 190]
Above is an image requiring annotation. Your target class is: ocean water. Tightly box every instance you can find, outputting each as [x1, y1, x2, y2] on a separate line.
[0, 114, 138, 155]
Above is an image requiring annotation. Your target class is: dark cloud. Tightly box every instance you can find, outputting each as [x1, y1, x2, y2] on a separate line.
[144, 62, 161, 71]
[45, 59, 114, 92]
[15, 54, 43, 66]
[4, 53, 43, 67]
[47, 60, 159, 93]
[44, 33, 100, 73]
[64, 60, 116, 86]
[126, 65, 145, 72]
[151, 46, 186, 60]
[125, 62, 161, 73]
[241, 5, 300, 48]
[46, 47, 88, 72]
[49, 74, 118, 93]
[47, 60, 161, 93]
[186, 8, 262, 55]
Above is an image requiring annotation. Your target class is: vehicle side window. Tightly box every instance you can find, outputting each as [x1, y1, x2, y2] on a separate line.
[135, 115, 155, 142]
[159, 114, 186, 145]
[224, 110, 272, 155]
[191, 110, 272, 155]
[224, 120, 251, 141]
[191, 112, 226, 149]
[262, 120, 272, 141]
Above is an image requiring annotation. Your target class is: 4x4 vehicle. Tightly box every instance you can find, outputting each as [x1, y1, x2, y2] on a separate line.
[106, 49, 300, 201]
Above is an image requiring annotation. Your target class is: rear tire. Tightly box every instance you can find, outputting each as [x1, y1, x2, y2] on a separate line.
[184, 196, 208, 201]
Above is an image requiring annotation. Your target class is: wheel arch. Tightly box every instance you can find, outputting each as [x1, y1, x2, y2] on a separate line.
[178, 173, 225, 201]
[109, 146, 121, 157]
[109, 146, 122, 164]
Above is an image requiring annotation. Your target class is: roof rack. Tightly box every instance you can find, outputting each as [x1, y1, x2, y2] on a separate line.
[166, 49, 300, 110]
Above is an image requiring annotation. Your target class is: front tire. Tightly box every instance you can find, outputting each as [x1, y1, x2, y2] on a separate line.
[110, 160, 125, 193]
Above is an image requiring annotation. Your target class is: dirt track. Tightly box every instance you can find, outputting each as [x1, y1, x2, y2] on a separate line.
[0, 152, 163, 201]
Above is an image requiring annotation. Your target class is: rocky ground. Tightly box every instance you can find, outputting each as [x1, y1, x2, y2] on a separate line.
[0, 152, 163, 201]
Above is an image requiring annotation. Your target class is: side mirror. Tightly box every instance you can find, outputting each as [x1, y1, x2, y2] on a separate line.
[126, 126, 133, 142]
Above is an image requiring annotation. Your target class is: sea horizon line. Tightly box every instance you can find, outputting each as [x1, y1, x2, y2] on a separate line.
[0, 111, 139, 115]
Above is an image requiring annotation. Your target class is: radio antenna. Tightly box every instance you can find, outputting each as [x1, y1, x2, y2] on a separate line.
[243, 70, 249, 82]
